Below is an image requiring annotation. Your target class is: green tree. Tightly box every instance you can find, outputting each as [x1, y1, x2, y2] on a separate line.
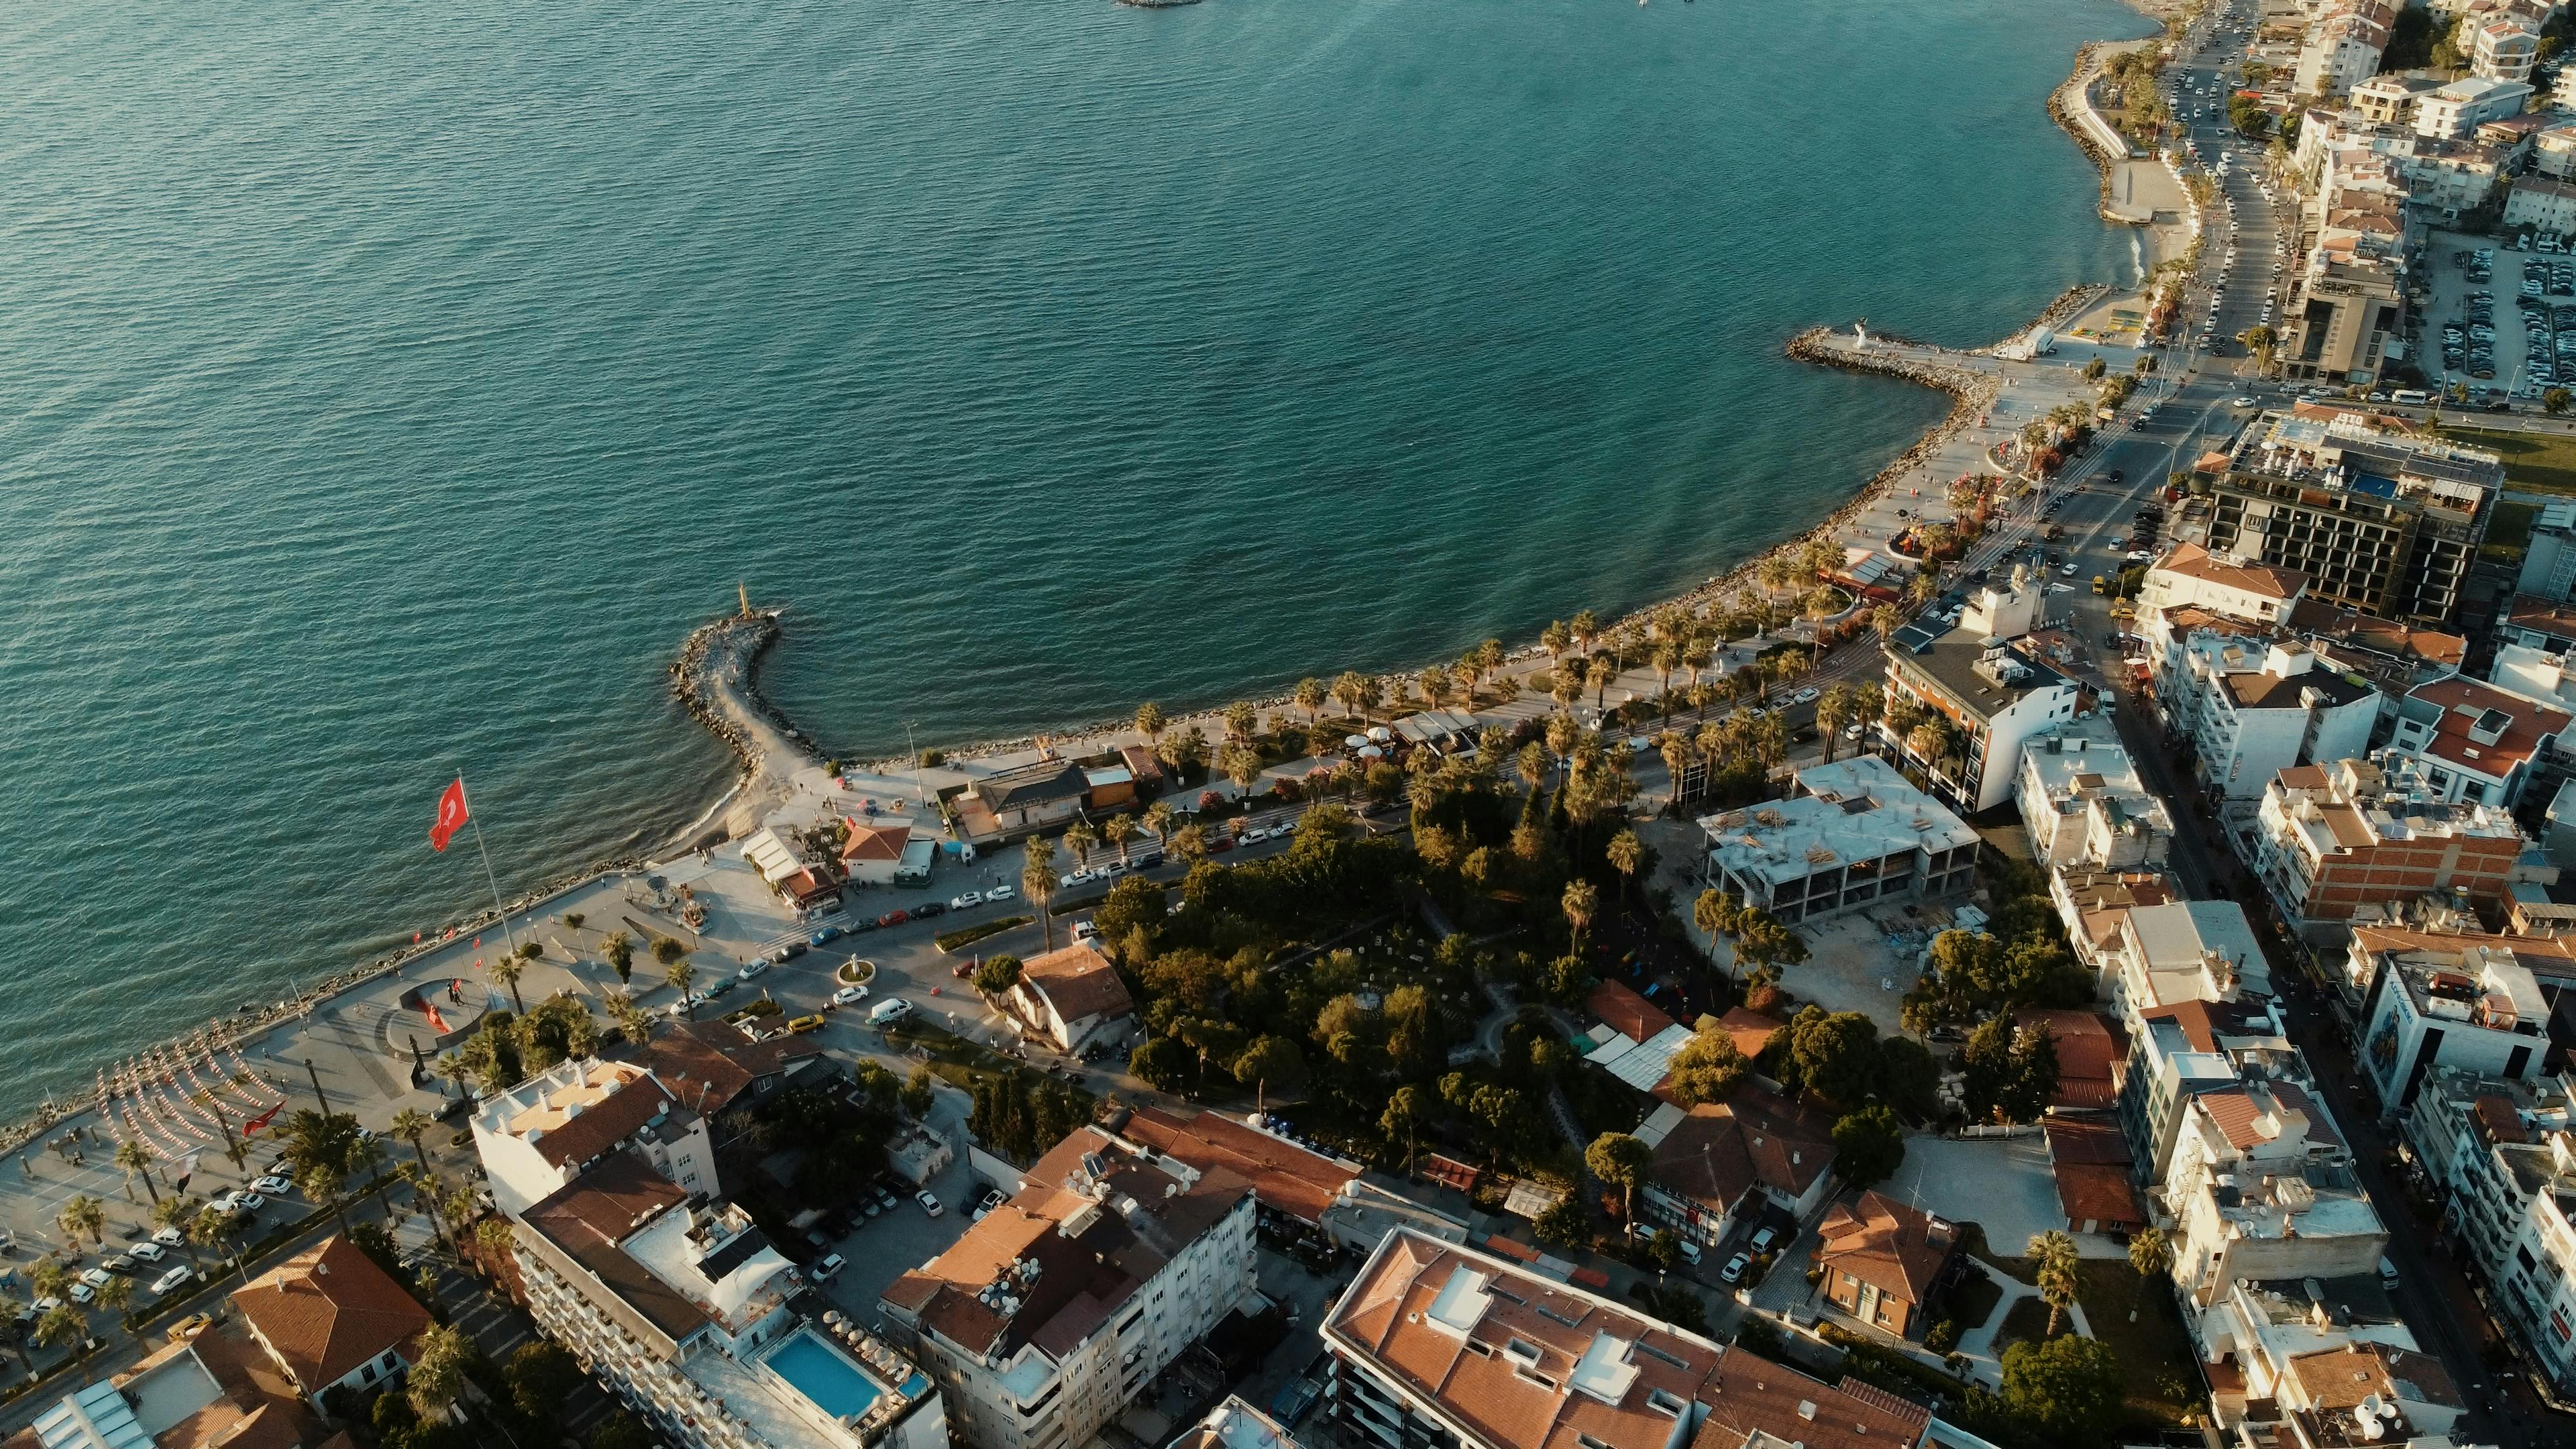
[114, 1137, 158, 1205]
[2000, 1334, 2123, 1441]
[1665, 1027, 1749, 1108]
[1380, 1085, 1429, 1172]
[1294, 676, 1327, 722]
[1128, 1036, 1191, 1092]
[488, 952, 527, 1014]
[2128, 1225, 2173, 1320]
[973, 954, 1024, 994]
[1831, 1106, 1907, 1189]
[901, 1064, 937, 1119]
[590, 1412, 657, 1449]
[651, 936, 687, 968]
[1605, 830, 1643, 910]
[601, 930, 634, 982]
[1585, 1132, 1653, 1224]
[2548, 387, 2573, 417]
[663, 959, 695, 1016]
[1232, 1035, 1307, 1111]
[1024, 837, 1060, 951]
[506, 1341, 584, 1427]
[1788, 1008, 1881, 1106]
[2030, 1229, 2081, 1337]
[1562, 877, 1599, 958]
[407, 1322, 477, 1421]
[390, 1107, 435, 1170]
[1133, 700, 1166, 743]
[57, 1193, 105, 1248]
[1534, 1193, 1589, 1250]
[32, 1303, 85, 1357]
[2239, 323, 2278, 372]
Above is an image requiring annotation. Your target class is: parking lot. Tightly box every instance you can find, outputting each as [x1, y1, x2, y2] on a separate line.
[2412, 227, 2576, 404]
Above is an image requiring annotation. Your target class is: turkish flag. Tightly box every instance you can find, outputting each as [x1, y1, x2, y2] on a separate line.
[429, 778, 470, 851]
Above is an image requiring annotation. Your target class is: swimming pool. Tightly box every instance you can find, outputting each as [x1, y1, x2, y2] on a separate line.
[765, 1328, 885, 1421]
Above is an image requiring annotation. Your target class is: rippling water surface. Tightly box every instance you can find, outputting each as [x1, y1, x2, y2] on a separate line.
[0, 0, 2147, 1117]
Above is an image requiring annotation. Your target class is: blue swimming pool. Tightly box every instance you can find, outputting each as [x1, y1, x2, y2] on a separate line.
[766, 1328, 885, 1421]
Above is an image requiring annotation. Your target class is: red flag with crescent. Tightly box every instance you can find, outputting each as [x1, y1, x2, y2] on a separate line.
[430, 777, 469, 851]
[241, 1100, 284, 1137]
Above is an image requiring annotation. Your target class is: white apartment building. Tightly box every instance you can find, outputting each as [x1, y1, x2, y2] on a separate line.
[2506, 176, 2576, 235]
[2403, 1067, 2576, 1400]
[2158, 634, 2378, 819]
[2095, 898, 2272, 1035]
[2192, 1279, 2462, 1442]
[472, 1057, 716, 1218]
[1322, 1230, 1947, 1449]
[2137, 543, 2308, 625]
[2116, 996, 2301, 1187]
[1882, 584, 2082, 814]
[2414, 76, 2533, 140]
[513, 1150, 947, 1449]
[2013, 720, 2174, 871]
[2387, 674, 2571, 809]
[879, 1125, 1258, 1449]
[2167, 1136, 2385, 1309]
[1698, 755, 1977, 926]
[2353, 930, 2550, 1117]
[2471, 12, 2542, 84]
[2296, 1, 2397, 99]
[2351, 73, 2438, 127]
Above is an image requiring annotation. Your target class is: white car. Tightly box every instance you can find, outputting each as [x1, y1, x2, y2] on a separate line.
[985, 883, 1016, 902]
[833, 985, 871, 1008]
[151, 1265, 193, 1295]
[231, 1192, 266, 1212]
[1058, 869, 1093, 890]
[916, 1190, 945, 1217]
[737, 959, 769, 981]
[1238, 827, 1269, 845]
[129, 1242, 166, 1264]
[252, 1175, 292, 1195]
[78, 1267, 111, 1289]
[1720, 1253, 1750, 1284]
[1789, 688, 1820, 705]
[1072, 920, 1100, 943]
[153, 1226, 184, 1247]
[2059, 563, 2079, 577]
[867, 998, 914, 1026]
[68, 1281, 95, 1303]
[949, 891, 983, 910]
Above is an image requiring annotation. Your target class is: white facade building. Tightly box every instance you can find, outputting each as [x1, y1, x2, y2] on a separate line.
[471, 1057, 716, 1219]
[2402, 1067, 2576, 1401]
[2471, 13, 2542, 84]
[2414, 76, 2533, 140]
[1699, 755, 1978, 926]
[880, 1125, 1259, 1449]
[2353, 931, 2551, 1117]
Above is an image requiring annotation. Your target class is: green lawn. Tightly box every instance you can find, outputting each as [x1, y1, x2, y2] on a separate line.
[2437, 426, 2576, 496]
[2073, 1258, 2200, 1428]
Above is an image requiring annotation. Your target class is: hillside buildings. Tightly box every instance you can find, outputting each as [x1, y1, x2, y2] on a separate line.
[879, 1124, 1258, 1449]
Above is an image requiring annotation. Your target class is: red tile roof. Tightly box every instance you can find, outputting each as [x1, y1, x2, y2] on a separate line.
[1812, 1192, 1958, 1307]
[1589, 981, 1679, 1044]
[1016, 944, 1135, 1025]
[1715, 1008, 1784, 1061]
[2051, 1161, 2145, 1230]
[229, 1236, 433, 1394]
[2015, 1009, 2118, 1109]
[1648, 1085, 1835, 1214]
[2404, 676, 2571, 780]
[1117, 1106, 1352, 1225]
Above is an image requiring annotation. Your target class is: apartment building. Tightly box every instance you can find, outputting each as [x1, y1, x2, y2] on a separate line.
[2537, 121, 2576, 180]
[2093, 898, 2271, 1035]
[1321, 1229, 1945, 1449]
[2296, 0, 2397, 98]
[2414, 76, 2534, 140]
[229, 1234, 433, 1409]
[472, 1057, 718, 1218]
[513, 1150, 943, 1449]
[2402, 1067, 2576, 1399]
[2192, 1277, 2463, 1443]
[879, 1125, 1258, 1449]
[2471, 12, 2543, 83]
[2351, 72, 2438, 126]
[2166, 1114, 2383, 1309]
[2251, 757, 2532, 941]
[2500, 592, 2576, 653]
[1881, 589, 2082, 813]
[2116, 997, 2301, 1187]
[1697, 755, 1976, 926]
[2169, 637, 2379, 818]
[2203, 411, 2504, 627]
[2511, 176, 2576, 236]
[2354, 928, 2551, 1116]
[2013, 720, 2173, 870]
[15, 1325, 335, 1449]
[2388, 674, 2571, 809]
[2137, 543, 2308, 624]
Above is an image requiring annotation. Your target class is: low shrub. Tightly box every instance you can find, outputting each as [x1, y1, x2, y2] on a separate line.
[936, 917, 1030, 953]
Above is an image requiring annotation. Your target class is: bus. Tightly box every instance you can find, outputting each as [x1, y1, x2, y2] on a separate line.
[2390, 389, 2429, 405]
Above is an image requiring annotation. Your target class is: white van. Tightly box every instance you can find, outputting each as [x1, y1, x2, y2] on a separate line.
[2390, 389, 2429, 405]
[868, 998, 913, 1026]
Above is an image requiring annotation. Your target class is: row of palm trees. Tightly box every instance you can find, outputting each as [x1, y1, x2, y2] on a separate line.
[2022, 1226, 2171, 1338]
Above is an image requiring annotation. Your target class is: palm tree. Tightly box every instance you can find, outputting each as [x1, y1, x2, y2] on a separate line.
[93, 1275, 136, 1348]
[153, 1195, 205, 1268]
[114, 1138, 158, 1205]
[1816, 684, 1855, 765]
[600, 928, 635, 983]
[1294, 677, 1326, 724]
[1332, 671, 1368, 720]
[390, 1108, 435, 1171]
[192, 1203, 248, 1287]
[0, 1293, 20, 1371]
[1605, 830, 1642, 910]
[606, 990, 654, 1047]
[1024, 837, 1060, 951]
[1562, 877, 1599, 958]
[1651, 639, 1682, 720]
[1221, 742, 1263, 798]
[1134, 701, 1166, 745]
[435, 1053, 475, 1102]
[1172, 823, 1208, 864]
[1758, 553, 1795, 618]
[1571, 609, 1601, 653]
[1586, 653, 1617, 712]
[1064, 818, 1099, 870]
[1804, 586, 1840, 664]
[1656, 731, 1690, 809]
[1419, 663, 1451, 709]
[665, 958, 697, 1016]
[1541, 620, 1572, 662]
[1224, 700, 1258, 743]
[407, 1323, 476, 1421]
[489, 952, 526, 1014]
[2127, 1226, 2171, 1321]
[1143, 800, 1175, 846]
[57, 1193, 104, 1248]
[32, 1303, 85, 1360]
[2029, 1230, 2080, 1336]
[1102, 813, 1135, 865]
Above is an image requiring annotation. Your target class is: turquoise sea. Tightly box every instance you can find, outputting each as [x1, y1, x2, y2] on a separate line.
[0, 0, 2148, 1118]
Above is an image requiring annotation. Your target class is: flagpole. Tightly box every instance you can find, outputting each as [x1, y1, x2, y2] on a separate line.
[457, 776, 519, 959]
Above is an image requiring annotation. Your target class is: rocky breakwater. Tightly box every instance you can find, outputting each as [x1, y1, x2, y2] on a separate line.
[1786, 327, 2004, 504]
[669, 605, 818, 843]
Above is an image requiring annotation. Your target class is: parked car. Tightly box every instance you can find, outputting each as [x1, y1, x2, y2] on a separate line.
[787, 1014, 826, 1034]
[152, 1266, 195, 1295]
[1720, 1254, 1750, 1284]
[911, 900, 947, 919]
[738, 959, 769, 981]
[985, 883, 1016, 902]
[949, 892, 983, 910]
[916, 1190, 945, 1218]
[250, 1175, 292, 1195]
[809, 926, 844, 947]
[833, 985, 870, 1007]
[868, 998, 914, 1026]
[810, 1253, 846, 1283]
[876, 908, 910, 928]
[129, 1242, 166, 1264]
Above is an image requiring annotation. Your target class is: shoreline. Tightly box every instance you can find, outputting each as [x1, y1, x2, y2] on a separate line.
[0, 6, 2178, 1156]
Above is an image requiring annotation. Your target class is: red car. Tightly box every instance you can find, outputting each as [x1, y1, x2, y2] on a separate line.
[877, 908, 910, 928]
[952, 959, 976, 979]
[1208, 837, 1236, 854]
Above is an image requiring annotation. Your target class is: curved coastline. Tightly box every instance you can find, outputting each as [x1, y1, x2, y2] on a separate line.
[0, 5, 2170, 1157]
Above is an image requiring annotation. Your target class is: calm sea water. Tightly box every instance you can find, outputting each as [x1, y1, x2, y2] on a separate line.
[0, 0, 2147, 1118]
